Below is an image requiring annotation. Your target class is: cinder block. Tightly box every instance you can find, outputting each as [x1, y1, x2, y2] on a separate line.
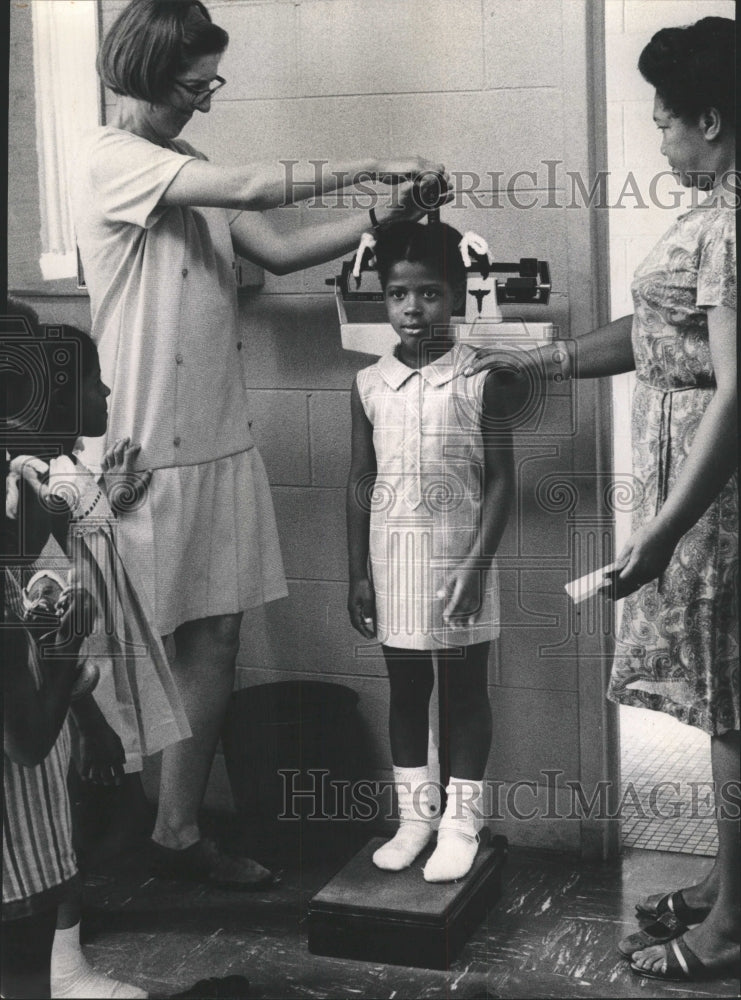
[248, 390, 311, 485]
[213, 2, 298, 101]
[387, 90, 565, 187]
[298, 0, 484, 96]
[272, 487, 347, 580]
[486, 783, 581, 852]
[497, 589, 578, 691]
[261, 580, 387, 678]
[484, 0, 565, 89]
[187, 101, 299, 165]
[309, 391, 352, 487]
[489, 686, 579, 784]
[237, 293, 372, 390]
[25, 298, 93, 331]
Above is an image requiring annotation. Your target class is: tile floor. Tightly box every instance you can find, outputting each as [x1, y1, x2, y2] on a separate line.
[79, 819, 738, 998]
[620, 706, 717, 856]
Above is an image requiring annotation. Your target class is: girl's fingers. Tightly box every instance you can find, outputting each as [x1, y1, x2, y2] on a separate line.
[122, 442, 142, 471]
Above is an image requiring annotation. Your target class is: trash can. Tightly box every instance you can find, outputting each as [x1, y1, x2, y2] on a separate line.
[221, 680, 362, 824]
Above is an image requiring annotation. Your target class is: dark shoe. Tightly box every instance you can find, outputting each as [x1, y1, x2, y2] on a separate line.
[635, 889, 711, 924]
[150, 838, 276, 890]
[617, 911, 687, 957]
[168, 974, 250, 997]
[629, 934, 738, 982]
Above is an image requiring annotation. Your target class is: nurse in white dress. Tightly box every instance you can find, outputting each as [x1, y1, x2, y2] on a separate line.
[74, 0, 448, 886]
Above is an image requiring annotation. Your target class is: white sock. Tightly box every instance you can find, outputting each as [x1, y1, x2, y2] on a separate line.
[423, 777, 483, 883]
[51, 923, 148, 999]
[373, 765, 436, 871]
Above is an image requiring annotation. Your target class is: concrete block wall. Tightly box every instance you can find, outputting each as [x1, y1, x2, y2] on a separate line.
[12, 0, 619, 852]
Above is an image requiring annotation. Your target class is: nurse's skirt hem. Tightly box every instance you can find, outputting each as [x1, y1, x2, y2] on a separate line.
[115, 447, 288, 638]
[606, 686, 740, 737]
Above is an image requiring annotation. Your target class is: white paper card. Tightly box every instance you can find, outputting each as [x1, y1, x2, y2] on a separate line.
[565, 563, 616, 604]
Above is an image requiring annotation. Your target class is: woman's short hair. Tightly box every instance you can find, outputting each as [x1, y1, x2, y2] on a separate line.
[98, 0, 229, 103]
[374, 221, 467, 291]
[638, 17, 735, 125]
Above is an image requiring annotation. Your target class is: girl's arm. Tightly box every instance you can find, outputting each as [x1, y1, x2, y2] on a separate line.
[463, 314, 636, 381]
[229, 174, 448, 276]
[162, 155, 445, 211]
[346, 379, 377, 638]
[3, 589, 94, 766]
[612, 303, 737, 598]
[442, 374, 516, 624]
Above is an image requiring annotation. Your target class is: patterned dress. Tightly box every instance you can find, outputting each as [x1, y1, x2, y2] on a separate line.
[356, 342, 500, 650]
[607, 204, 738, 735]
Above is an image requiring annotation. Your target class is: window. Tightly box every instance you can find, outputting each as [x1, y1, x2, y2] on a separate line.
[32, 0, 100, 281]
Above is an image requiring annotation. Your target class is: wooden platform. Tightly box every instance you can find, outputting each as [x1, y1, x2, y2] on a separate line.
[307, 833, 508, 970]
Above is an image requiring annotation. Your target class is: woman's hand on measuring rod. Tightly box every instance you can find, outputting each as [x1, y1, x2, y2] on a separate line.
[374, 159, 454, 224]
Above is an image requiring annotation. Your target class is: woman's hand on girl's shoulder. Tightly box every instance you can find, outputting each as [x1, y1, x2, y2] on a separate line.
[101, 438, 152, 514]
[348, 577, 377, 639]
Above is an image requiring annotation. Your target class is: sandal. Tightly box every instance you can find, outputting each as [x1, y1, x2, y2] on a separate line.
[629, 934, 739, 983]
[150, 838, 276, 891]
[617, 912, 687, 957]
[635, 889, 711, 924]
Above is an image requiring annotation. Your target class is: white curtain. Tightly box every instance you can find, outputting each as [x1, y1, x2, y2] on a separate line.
[32, 1, 100, 280]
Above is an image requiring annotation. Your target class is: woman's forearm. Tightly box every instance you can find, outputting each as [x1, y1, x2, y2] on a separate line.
[240, 158, 384, 210]
[655, 389, 737, 542]
[233, 210, 379, 275]
[164, 157, 383, 211]
[554, 314, 635, 380]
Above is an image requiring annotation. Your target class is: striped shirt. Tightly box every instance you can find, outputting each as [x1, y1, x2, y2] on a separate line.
[2, 570, 78, 919]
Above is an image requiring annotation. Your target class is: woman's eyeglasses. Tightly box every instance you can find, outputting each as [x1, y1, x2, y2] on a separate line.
[172, 75, 226, 105]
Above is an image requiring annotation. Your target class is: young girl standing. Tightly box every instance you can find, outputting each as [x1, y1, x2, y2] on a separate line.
[5, 324, 189, 998]
[347, 222, 515, 882]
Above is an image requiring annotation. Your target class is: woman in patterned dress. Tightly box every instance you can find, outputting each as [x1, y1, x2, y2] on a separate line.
[466, 16, 737, 983]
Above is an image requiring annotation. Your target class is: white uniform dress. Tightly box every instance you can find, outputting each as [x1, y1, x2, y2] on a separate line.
[357, 342, 500, 650]
[73, 127, 287, 636]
